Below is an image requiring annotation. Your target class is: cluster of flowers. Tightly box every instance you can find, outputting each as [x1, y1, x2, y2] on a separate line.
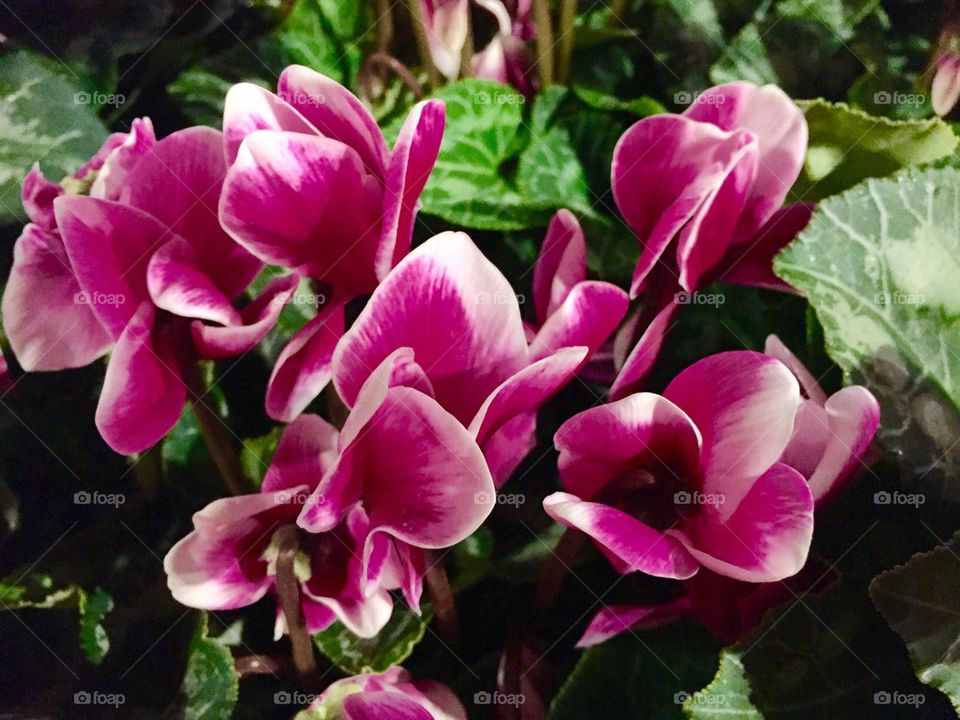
[2, 66, 880, 717]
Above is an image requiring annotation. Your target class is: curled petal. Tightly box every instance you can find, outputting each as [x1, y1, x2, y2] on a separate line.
[609, 301, 680, 401]
[533, 210, 587, 324]
[933, 52, 960, 117]
[148, 236, 241, 326]
[529, 281, 628, 363]
[21, 164, 62, 230]
[89, 117, 156, 202]
[422, 0, 470, 79]
[577, 599, 693, 648]
[222, 82, 317, 165]
[262, 413, 340, 493]
[343, 692, 434, 720]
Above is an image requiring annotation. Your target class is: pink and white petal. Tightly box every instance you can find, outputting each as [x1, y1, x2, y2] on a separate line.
[676, 462, 813, 582]
[933, 52, 960, 117]
[663, 351, 800, 510]
[375, 99, 446, 280]
[54, 196, 165, 336]
[219, 131, 383, 292]
[611, 115, 755, 297]
[543, 493, 699, 579]
[713, 202, 813, 291]
[529, 281, 628, 362]
[422, 0, 470, 79]
[763, 333, 827, 404]
[298, 449, 361, 533]
[191, 274, 299, 359]
[609, 301, 681, 401]
[778, 399, 830, 481]
[95, 303, 187, 455]
[357, 387, 496, 549]
[554, 392, 702, 500]
[123, 126, 262, 298]
[277, 65, 389, 176]
[414, 681, 468, 720]
[312, 586, 395, 639]
[343, 692, 434, 720]
[482, 412, 536, 488]
[274, 596, 340, 639]
[147, 236, 240, 326]
[576, 599, 693, 648]
[222, 82, 317, 165]
[333, 232, 529, 423]
[2, 225, 112, 371]
[21, 164, 62, 230]
[265, 300, 345, 422]
[395, 544, 426, 613]
[685, 83, 808, 236]
[533, 209, 587, 323]
[262, 413, 340, 493]
[89, 117, 156, 202]
[469, 346, 587, 447]
[807, 386, 880, 505]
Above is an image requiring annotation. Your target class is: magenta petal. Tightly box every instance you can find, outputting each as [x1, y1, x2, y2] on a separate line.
[297, 450, 359, 533]
[277, 65, 389, 176]
[533, 210, 587, 323]
[21, 164, 62, 230]
[576, 599, 693, 648]
[555, 391, 702, 500]
[147, 236, 241, 326]
[222, 82, 317, 165]
[482, 412, 536, 487]
[933, 52, 960, 117]
[663, 351, 800, 509]
[262, 413, 340, 493]
[89, 117, 156, 202]
[543, 492, 699, 579]
[2, 225, 112, 371]
[54, 195, 165, 336]
[333, 232, 529, 423]
[609, 300, 680, 401]
[219, 130, 383, 291]
[95, 303, 187, 454]
[529, 281, 629, 362]
[191, 274, 299, 360]
[713, 202, 814, 291]
[123, 126, 261, 298]
[611, 115, 756, 296]
[343, 692, 434, 720]
[763, 333, 827, 404]
[677, 462, 813, 582]
[807, 386, 880, 504]
[376, 99, 446, 280]
[778, 399, 830, 481]
[423, 0, 470, 78]
[684, 82, 807, 236]
[265, 300, 345, 422]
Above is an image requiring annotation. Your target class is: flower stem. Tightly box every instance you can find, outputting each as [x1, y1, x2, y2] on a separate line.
[534, 528, 585, 609]
[185, 363, 250, 497]
[405, 0, 442, 87]
[425, 550, 460, 645]
[556, 0, 577, 83]
[375, 0, 394, 51]
[532, 0, 555, 87]
[274, 526, 319, 688]
[459, 5, 474, 78]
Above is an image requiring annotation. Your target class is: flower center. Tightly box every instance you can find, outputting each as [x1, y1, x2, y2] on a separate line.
[596, 460, 700, 531]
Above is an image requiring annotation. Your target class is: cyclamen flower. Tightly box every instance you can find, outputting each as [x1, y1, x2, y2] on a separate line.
[933, 51, 960, 117]
[218, 66, 445, 422]
[166, 355, 496, 635]
[574, 338, 880, 647]
[331, 231, 611, 486]
[2, 118, 155, 371]
[544, 351, 816, 586]
[306, 668, 466, 719]
[610, 82, 811, 398]
[52, 126, 292, 455]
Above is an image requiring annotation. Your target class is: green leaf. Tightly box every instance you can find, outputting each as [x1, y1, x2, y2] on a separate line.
[163, 408, 203, 468]
[414, 80, 551, 230]
[0, 51, 108, 225]
[168, 68, 240, 128]
[870, 531, 960, 712]
[240, 427, 284, 486]
[683, 650, 762, 719]
[182, 612, 239, 720]
[78, 587, 113, 665]
[313, 604, 429, 675]
[775, 167, 960, 496]
[249, 267, 317, 364]
[571, 85, 667, 117]
[792, 99, 958, 201]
